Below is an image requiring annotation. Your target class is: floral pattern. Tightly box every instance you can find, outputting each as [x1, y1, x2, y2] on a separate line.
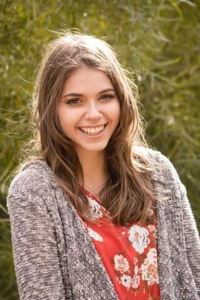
[82, 188, 160, 300]
[88, 197, 103, 219]
[114, 255, 130, 273]
[128, 225, 150, 254]
[121, 274, 132, 288]
[88, 228, 103, 242]
[141, 248, 159, 286]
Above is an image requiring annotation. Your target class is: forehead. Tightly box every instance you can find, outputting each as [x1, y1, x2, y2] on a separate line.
[62, 67, 113, 94]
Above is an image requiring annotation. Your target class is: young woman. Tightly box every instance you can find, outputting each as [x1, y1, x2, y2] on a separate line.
[7, 32, 200, 300]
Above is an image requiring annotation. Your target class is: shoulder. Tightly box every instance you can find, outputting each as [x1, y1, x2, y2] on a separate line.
[135, 146, 182, 187]
[135, 145, 172, 167]
[8, 160, 59, 199]
[137, 148, 189, 215]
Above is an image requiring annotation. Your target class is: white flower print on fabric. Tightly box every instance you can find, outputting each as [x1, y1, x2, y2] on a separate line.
[87, 197, 102, 219]
[128, 225, 150, 254]
[88, 228, 103, 242]
[148, 224, 157, 239]
[131, 274, 140, 289]
[131, 266, 140, 289]
[121, 275, 131, 288]
[114, 254, 130, 273]
[141, 248, 159, 286]
[148, 224, 156, 233]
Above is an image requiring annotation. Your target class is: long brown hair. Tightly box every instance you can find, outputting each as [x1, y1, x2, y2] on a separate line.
[29, 31, 155, 226]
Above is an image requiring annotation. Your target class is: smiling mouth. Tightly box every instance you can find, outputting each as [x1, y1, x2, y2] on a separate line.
[79, 124, 106, 135]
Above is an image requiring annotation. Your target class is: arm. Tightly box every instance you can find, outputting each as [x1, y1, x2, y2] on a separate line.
[180, 182, 200, 295]
[7, 169, 66, 300]
[158, 152, 200, 295]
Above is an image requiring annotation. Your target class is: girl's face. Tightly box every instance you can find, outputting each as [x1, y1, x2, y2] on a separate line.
[57, 67, 120, 157]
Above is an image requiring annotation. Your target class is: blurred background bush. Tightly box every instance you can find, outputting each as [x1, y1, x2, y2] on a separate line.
[0, 0, 199, 298]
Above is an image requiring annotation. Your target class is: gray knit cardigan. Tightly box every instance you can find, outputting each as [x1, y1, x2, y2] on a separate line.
[7, 149, 200, 300]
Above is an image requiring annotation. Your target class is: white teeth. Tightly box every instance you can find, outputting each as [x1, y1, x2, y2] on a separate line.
[80, 125, 104, 135]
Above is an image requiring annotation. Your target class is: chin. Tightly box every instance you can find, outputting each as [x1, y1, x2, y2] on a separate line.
[75, 143, 108, 155]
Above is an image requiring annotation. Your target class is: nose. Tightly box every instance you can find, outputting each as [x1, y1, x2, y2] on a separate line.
[85, 102, 102, 120]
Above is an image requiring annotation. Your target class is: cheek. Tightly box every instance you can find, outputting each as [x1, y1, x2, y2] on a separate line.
[59, 118, 72, 133]
[58, 112, 81, 139]
[57, 109, 70, 133]
[112, 102, 121, 124]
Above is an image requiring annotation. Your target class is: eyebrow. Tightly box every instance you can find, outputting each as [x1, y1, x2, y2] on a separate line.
[63, 88, 115, 98]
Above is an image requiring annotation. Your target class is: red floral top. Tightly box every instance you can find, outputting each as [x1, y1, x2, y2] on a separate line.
[82, 187, 160, 300]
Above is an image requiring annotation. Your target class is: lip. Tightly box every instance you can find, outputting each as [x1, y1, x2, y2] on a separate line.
[78, 124, 107, 137]
[79, 124, 107, 129]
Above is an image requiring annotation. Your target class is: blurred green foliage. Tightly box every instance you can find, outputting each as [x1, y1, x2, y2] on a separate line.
[0, 0, 199, 298]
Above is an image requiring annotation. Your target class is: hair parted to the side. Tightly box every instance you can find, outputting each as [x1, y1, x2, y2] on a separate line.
[29, 30, 155, 226]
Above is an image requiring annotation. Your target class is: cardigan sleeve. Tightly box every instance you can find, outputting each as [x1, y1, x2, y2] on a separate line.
[7, 168, 67, 300]
[158, 152, 200, 296]
[180, 182, 200, 296]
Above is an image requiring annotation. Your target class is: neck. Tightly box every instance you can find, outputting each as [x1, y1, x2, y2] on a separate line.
[78, 150, 108, 195]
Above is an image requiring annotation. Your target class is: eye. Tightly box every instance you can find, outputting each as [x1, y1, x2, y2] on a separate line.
[100, 94, 115, 100]
[66, 98, 81, 104]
